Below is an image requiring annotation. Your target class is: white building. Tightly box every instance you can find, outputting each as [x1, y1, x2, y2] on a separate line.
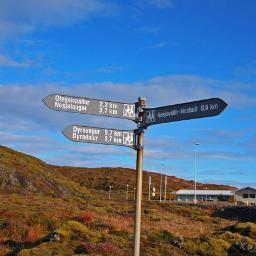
[174, 189, 234, 202]
[234, 187, 256, 206]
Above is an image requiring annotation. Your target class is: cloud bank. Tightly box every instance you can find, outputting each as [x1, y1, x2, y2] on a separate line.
[0, 0, 116, 40]
[0, 74, 255, 188]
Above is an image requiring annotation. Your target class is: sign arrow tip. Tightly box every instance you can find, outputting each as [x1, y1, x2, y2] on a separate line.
[220, 99, 228, 111]
[42, 95, 51, 107]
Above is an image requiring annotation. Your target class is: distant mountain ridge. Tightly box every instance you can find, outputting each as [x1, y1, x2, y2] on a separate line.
[0, 145, 236, 198]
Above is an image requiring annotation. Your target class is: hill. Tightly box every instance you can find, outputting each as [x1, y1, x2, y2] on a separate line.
[54, 166, 236, 200]
[0, 145, 235, 199]
[0, 145, 90, 198]
[1, 145, 255, 256]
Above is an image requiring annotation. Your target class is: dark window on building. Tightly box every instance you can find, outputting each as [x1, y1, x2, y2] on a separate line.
[250, 194, 255, 198]
[243, 194, 249, 198]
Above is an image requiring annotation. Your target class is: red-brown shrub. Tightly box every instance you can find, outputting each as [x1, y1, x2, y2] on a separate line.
[79, 211, 93, 224]
[26, 224, 44, 243]
[75, 243, 123, 256]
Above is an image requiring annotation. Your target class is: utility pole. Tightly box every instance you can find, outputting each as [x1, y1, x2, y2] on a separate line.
[133, 97, 145, 256]
[160, 171, 162, 203]
[194, 143, 200, 204]
[148, 176, 151, 201]
[164, 176, 167, 201]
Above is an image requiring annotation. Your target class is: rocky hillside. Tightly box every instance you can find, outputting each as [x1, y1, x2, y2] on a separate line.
[0, 145, 90, 198]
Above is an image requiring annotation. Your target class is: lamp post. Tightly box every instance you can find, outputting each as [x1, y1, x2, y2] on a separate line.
[148, 176, 151, 201]
[109, 185, 112, 199]
[126, 184, 129, 200]
[160, 171, 163, 203]
[194, 143, 200, 204]
[164, 176, 167, 201]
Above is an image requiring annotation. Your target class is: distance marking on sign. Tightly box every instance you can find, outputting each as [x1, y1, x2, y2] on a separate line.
[43, 94, 136, 120]
[142, 98, 227, 127]
[62, 125, 136, 148]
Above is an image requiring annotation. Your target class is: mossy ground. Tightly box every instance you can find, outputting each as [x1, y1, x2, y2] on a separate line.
[0, 146, 252, 255]
[1, 192, 256, 256]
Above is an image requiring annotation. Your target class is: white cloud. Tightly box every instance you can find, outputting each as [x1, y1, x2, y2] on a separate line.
[0, 74, 255, 168]
[149, 41, 166, 49]
[0, 54, 31, 68]
[0, 0, 117, 40]
[96, 66, 123, 73]
[149, 0, 175, 9]
[235, 60, 256, 76]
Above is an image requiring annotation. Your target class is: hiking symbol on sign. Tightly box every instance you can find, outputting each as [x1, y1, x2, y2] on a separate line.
[145, 110, 156, 123]
[123, 104, 135, 118]
[123, 132, 134, 146]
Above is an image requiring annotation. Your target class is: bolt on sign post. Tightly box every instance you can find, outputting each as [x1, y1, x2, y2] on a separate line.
[43, 94, 227, 256]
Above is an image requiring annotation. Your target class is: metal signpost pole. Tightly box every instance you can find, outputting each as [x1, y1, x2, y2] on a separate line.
[133, 97, 145, 256]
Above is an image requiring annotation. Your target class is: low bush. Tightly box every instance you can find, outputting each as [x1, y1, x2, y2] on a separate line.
[229, 222, 256, 239]
[26, 224, 45, 243]
[77, 210, 93, 224]
[75, 242, 123, 256]
[54, 220, 102, 242]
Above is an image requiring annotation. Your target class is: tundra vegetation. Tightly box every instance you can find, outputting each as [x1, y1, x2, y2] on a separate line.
[0, 145, 255, 256]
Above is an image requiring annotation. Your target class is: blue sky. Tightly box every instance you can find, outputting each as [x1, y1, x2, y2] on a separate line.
[0, 0, 256, 188]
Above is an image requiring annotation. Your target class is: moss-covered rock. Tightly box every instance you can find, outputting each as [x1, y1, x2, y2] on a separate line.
[228, 222, 256, 239]
[54, 220, 102, 242]
[184, 231, 256, 256]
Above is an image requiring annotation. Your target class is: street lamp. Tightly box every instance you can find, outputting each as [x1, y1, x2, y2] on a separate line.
[148, 176, 151, 201]
[164, 175, 167, 201]
[160, 171, 162, 203]
[194, 142, 200, 204]
[126, 184, 129, 200]
[109, 185, 112, 199]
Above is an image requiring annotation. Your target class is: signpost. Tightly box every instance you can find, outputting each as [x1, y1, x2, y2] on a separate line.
[43, 94, 227, 256]
[62, 125, 136, 148]
[142, 98, 227, 127]
[43, 94, 136, 120]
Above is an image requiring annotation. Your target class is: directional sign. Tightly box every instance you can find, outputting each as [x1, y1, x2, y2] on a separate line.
[62, 125, 136, 148]
[43, 94, 136, 120]
[142, 98, 227, 127]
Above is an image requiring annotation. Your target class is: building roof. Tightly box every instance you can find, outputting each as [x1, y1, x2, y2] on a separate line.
[235, 186, 256, 193]
[175, 190, 234, 196]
